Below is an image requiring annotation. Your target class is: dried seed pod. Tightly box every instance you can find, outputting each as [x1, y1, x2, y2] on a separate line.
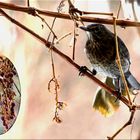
[0, 55, 21, 135]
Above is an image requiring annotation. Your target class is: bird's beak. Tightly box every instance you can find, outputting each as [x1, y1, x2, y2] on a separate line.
[79, 26, 88, 31]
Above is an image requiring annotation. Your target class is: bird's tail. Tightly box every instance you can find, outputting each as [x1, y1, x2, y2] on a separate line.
[125, 71, 140, 90]
[114, 71, 140, 90]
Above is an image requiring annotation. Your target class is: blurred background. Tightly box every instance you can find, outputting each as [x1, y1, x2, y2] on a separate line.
[0, 0, 140, 139]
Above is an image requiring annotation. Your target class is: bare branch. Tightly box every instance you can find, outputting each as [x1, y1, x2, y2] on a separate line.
[80, 11, 113, 16]
[55, 32, 72, 44]
[36, 14, 57, 39]
[113, 16, 132, 105]
[0, 2, 140, 26]
[107, 108, 136, 140]
[68, 0, 113, 16]
[116, 1, 121, 18]
[27, 0, 30, 7]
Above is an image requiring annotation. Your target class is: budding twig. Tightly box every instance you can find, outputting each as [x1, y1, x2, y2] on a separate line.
[47, 0, 66, 123]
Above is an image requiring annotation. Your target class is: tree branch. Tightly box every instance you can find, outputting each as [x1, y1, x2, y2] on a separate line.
[107, 108, 136, 140]
[113, 16, 132, 105]
[0, 8, 132, 109]
[0, 2, 140, 27]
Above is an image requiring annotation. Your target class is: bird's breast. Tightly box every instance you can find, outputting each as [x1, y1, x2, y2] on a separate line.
[85, 39, 130, 78]
[85, 39, 112, 64]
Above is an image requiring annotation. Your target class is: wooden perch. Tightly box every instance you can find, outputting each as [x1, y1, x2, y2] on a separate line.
[0, 2, 140, 27]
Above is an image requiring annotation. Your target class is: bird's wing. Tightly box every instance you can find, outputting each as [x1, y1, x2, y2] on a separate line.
[117, 36, 131, 63]
[103, 30, 130, 63]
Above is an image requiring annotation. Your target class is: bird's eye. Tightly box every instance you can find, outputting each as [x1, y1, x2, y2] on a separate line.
[94, 28, 98, 32]
[93, 27, 99, 33]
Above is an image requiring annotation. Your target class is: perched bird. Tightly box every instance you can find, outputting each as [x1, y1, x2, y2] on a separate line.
[80, 24, 140, 91]
[80, 24, 140, 116]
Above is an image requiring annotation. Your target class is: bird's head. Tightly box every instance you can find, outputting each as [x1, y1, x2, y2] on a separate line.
[79, 24, 105, 33]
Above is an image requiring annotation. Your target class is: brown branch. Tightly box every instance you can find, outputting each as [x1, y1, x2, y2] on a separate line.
[67, 0, 113, 16]
[81, 11, 113, 16]
[55, 32, 72, 44]
[113, 16, 132, 105]
[27, 0, 30, 7]
[0, 8, 132, 109]
[116, 1, 121, 18]
[67, 0, 78, 60]
[107, 108, 136, 140]
[47, 0, 66, 122]
[0, 2, 140, 26]
[36, 14, 57, 39]
[72, 21, 77, 60]
[70, 7, 113, 16]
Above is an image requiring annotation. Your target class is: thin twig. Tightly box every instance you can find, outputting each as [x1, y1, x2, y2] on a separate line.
[48, 36, 63, 123]
[68, 0, 84, 25]
[36, 14, 57, 39]
[68, 0, 76, 60]
[113, 16, 132, 106]
[27, 0, 30, 7]
[72, 20, 76, 60]
[55, 32, 72, 44]
[50, 37, 56, 78]
[0, 8, 132, 109]
[47, 18, 56, 41]
[107, 108, 136, 140]
[130, 117, 135, 140]
[0, 2, 140, 26]
[117, 1, 121, 18]
[68, 0, 82, 60]
[47, 0, 65, 41]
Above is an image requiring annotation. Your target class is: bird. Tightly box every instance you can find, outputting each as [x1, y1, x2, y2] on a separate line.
[79, 24, 140, 92]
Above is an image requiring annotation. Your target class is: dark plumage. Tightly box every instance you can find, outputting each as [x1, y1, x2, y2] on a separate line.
[80, 24, 140, 91]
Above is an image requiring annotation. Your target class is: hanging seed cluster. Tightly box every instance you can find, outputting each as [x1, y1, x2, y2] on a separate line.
[0, 56, 17, 131]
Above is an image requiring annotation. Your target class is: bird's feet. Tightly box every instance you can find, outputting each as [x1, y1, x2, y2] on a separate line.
[79, 66, 97, 76]
[92, 69, 97, 75]
[113, 78, 122, 102]
[79, 66, 87, 76]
